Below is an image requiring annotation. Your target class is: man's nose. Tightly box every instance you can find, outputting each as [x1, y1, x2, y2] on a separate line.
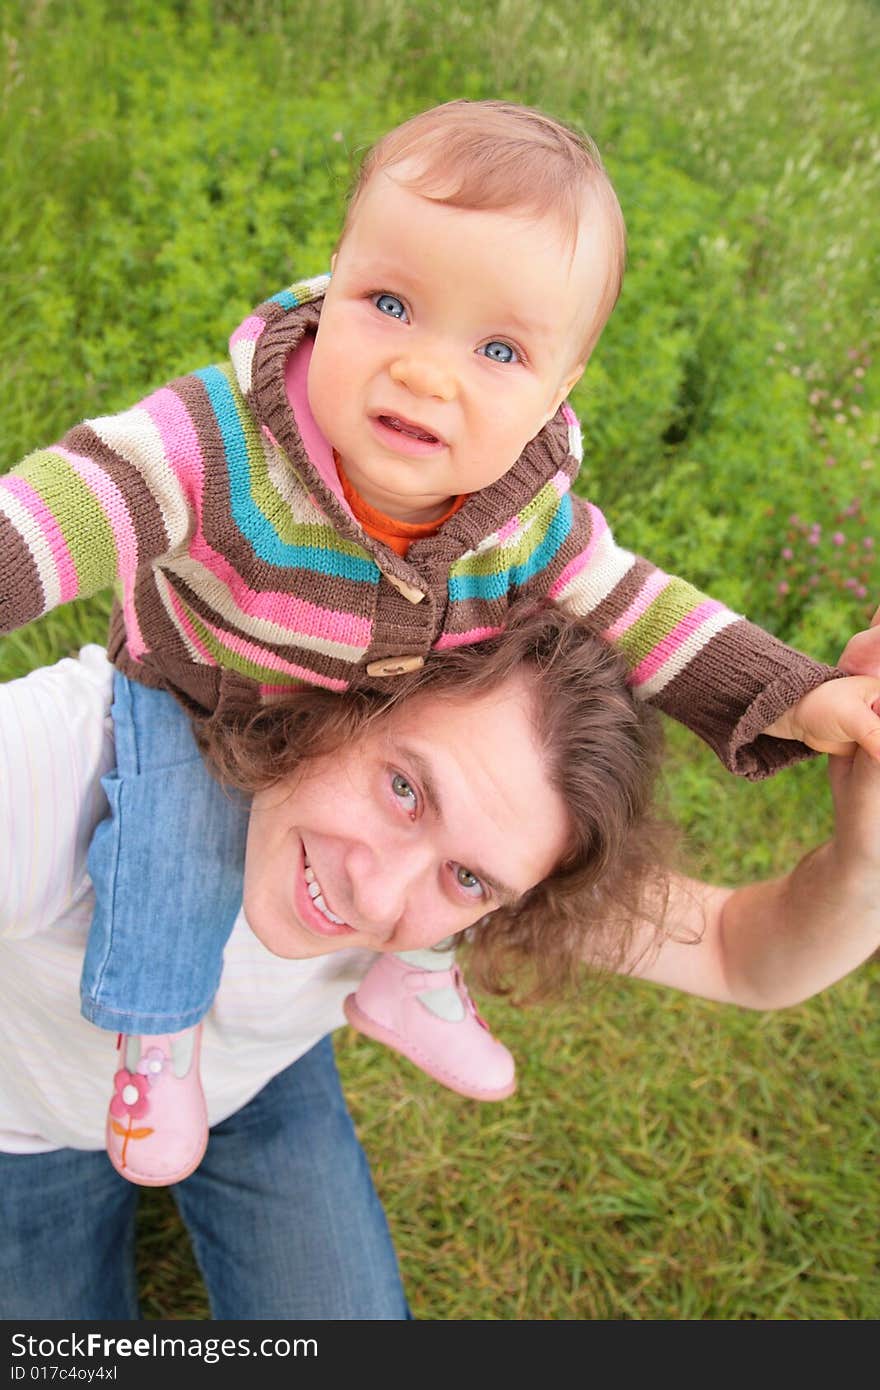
[345, 839, 432, 936]
[389, 347, 456, 402]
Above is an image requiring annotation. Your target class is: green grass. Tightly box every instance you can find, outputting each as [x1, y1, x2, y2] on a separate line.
[2, 0, 878, 1320]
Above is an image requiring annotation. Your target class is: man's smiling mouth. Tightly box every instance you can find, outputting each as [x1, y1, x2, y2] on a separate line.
[304, 855, 345, 925]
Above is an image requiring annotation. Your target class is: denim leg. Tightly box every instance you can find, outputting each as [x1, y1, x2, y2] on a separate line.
[82, 673, 250, 1033]
[173, 1037, 409, 1320]
[0, 1148, 141, 1319]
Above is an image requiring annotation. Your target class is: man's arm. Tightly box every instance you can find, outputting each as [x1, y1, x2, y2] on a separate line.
[619, 618, 880, 1008]
[0, 647, 115, 938]
[621, 748, 880, 1010]
[617, 745, 878, 1006]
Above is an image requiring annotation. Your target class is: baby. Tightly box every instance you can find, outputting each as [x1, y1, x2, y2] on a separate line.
[2, 99, 879, 1187]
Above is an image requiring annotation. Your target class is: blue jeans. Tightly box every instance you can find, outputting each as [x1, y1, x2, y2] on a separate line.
[82, 673, 250, 1032]
[0, 1037, 407, 1320]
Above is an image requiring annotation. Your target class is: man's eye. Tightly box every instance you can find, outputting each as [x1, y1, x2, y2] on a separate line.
[373, 293, 408, 321]
[478, 340, 518, 364]
[391, 772, 418, 812]
[453, 863, 484, 898]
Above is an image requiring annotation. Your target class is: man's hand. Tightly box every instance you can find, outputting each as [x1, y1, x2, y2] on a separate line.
[826, 741, 880, 884]
[838, 601, 880, 679]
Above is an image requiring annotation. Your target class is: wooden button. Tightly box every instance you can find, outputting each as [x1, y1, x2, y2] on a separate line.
[365, 655, 426, 678]
[383, 573, 425, 604]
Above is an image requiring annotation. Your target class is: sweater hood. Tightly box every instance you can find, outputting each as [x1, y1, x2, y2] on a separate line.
[228, 276, 582, 587]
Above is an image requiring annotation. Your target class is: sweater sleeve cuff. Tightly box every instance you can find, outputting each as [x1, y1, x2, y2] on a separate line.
[653, 619, 843, 780]
[724, 661, 844, 779]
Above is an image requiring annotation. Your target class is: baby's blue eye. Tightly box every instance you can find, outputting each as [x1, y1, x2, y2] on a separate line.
[479, 340, 518, 364]
[373, 293, 408, 321]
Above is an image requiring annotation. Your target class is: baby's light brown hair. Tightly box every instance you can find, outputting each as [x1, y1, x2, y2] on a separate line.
[341, 99, 627, 362]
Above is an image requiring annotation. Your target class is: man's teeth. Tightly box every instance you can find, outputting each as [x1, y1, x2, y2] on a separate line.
[304, 859, 345, 925]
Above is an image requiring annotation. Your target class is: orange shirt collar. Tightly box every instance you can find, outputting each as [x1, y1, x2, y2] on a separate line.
[336, 458, 467, 558]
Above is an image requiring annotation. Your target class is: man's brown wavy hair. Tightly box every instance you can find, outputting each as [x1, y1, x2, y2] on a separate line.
[197, 605, 671, 1002]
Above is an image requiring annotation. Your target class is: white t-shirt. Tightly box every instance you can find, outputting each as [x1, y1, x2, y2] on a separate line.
[0, 646, 373, 1154]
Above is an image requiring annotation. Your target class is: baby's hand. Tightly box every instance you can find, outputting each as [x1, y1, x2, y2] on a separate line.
[765, 675, 880, 762]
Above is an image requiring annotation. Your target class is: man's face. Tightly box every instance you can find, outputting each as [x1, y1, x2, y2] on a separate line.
[306, 171, 612, 521]
[242, 673, 570, 959]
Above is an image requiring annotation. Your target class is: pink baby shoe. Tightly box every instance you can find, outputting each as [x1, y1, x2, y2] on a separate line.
[105, 1025, 208, 1186]
[344, 955, 516, 1101]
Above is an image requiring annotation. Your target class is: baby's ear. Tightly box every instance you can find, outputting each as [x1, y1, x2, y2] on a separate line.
[561, 359, 587, 398]
[545, 361, 587, 423]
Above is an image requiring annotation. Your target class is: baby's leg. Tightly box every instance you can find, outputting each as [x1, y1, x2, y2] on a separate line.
[344, 943, 516, 1101]
[83, 673, 249, 1186]
[83, 674, 248, 1032]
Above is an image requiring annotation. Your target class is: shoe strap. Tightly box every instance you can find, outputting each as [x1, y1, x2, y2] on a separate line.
[403, 965, 489, 1031]
[118, 1027, 199, 1079]
[402, 967, 457, 994]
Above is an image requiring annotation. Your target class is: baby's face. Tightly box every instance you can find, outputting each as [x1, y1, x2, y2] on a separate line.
[306, 172, 613, 522]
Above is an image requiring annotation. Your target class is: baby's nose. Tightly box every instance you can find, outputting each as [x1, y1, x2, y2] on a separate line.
[389, 353, 456, 402]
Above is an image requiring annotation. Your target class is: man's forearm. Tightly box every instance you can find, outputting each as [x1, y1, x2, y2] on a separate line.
[717, 839, 880, 1008]
[627, 837, 878, 1009]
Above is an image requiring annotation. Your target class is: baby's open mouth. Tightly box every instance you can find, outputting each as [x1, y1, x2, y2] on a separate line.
[378, 414, 440, 444]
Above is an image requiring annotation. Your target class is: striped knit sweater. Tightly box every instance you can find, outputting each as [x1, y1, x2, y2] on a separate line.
[0, 275, 837, 778]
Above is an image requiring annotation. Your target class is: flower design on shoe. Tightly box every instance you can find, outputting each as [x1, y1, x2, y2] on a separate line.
[136, 1046, 168, 1087]
[109, 1067, 154, 1170]
[110, 1069, 150, 1119]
